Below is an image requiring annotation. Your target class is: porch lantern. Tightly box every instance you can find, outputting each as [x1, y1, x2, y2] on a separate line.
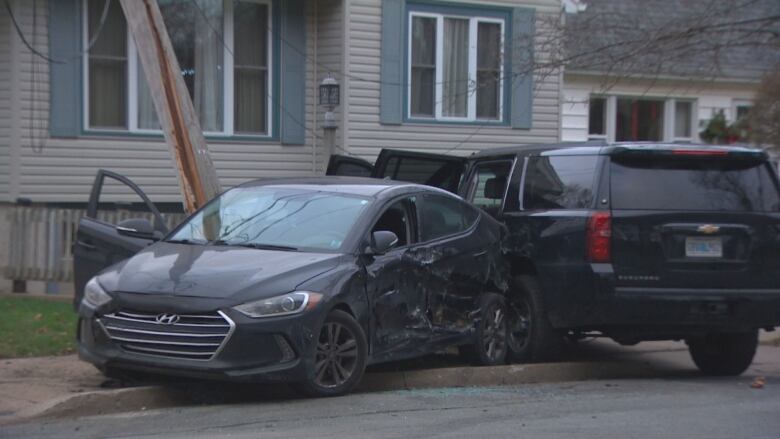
[319, 74, 340, 107]
[319, 74, 340, 130]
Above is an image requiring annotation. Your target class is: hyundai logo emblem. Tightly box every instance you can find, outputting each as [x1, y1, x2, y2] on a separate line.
[155, 313, 180, 325]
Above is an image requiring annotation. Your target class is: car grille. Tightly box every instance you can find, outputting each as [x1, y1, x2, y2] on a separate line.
[98, 310, 235, 361]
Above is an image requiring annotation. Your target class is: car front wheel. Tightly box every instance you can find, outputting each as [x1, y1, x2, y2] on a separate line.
[687, 330, 758, 376]
[294, 310, 367, 397]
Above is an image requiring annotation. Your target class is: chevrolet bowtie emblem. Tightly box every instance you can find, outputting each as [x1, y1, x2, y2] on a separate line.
[697, 224, 720, 234]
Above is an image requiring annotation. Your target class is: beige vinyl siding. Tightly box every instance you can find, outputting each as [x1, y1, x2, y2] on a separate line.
[3, 0, 328, 204]
[0, 8, 13, 201]
[312, 0, 344, 170]
[344, 0, 562, 161]
[561, 74, 758, 142]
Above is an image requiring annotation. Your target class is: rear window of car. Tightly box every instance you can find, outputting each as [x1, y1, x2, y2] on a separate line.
[610, 157, 780, 212]
[522, 155, 599, 210]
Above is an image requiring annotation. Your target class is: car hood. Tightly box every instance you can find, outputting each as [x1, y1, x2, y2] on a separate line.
[97, 242, 343, 302]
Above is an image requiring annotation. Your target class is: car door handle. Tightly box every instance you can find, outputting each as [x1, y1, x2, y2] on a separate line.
[473, 250, 488, 257]
[76, 240, 97, 251]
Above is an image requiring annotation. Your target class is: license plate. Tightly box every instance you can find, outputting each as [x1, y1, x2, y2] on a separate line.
[685, 237, 723, 258]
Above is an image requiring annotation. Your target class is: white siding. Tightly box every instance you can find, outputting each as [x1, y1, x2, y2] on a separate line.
[561, 75, 758, 142]
[0, 8, 12, 199]
[344, 0, 562, 161]
[2, 0, 329, 204]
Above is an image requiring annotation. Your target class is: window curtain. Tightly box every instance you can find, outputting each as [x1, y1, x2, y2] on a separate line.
[192, 0, 223, 132]
[88, 0, 127, 128]
[442, 18, 469, 118]
[411, 16, 436, 117]
[137, 71, 160, 129]
[234, 1, 268, 134]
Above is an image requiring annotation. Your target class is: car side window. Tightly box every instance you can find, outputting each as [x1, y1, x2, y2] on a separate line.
[371, 199, 411, 247]
[417, 194, 479, 242]
[522, 155, 599, 210]
[465, 160, 513, 217]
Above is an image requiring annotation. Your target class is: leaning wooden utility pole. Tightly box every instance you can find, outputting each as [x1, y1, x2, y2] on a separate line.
[119, 0, 221, 214]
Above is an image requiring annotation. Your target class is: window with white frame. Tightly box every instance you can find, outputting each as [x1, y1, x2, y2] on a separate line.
[587, 95, 696, 142]
[409, 11, 504, 122]
[84, 0, 272, 136]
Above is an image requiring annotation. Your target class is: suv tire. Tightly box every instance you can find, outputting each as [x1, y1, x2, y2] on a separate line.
[293, 310, 367, 397]
[459, 293, 508, 366]
[506, 275, 563, 363]
[687, 330, 758, 376]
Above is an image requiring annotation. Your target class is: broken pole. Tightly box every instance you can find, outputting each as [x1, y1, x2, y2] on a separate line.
[119, 0, 221, 213]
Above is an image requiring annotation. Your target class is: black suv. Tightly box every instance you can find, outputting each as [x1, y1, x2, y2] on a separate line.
[328, 142, 780, 375]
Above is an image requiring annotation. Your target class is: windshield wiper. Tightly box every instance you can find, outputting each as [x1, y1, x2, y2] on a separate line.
[164, 238, 205, 245]
[210, 240, 298, 251]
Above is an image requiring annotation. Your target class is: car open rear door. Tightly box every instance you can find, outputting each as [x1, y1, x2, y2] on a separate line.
[326, 155, 375, 177]
[72, 170, 169, 309]
[372, 149, 467, 193]
[327, 149, 467, 193]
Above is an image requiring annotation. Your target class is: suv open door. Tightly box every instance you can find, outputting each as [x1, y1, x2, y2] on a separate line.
[327, 149, 467, 193]
[72, 170, 169, 309]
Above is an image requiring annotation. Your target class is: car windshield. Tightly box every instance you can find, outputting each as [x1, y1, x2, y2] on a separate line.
[168, 186, 372, 251]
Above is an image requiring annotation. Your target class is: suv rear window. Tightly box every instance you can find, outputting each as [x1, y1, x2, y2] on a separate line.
[610, 157, 780, 212]
[522, 156, 599, 209]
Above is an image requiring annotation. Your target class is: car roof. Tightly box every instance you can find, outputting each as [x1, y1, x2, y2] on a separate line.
[236, 176, 455, 199]
[470, 141, 766, 158]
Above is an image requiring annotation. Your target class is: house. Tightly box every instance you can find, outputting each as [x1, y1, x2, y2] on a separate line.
[0, 0, 562, 292]
[560, 0, 780, 145]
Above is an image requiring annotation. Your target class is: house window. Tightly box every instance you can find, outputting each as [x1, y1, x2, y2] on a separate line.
[84, 0, 273, 136]
[408, 11, 505, 122]
[674, 101, 693, 140]
[590, 95, 696, 143]
[616, 98, 664, 142]
[588, 97, 606, 138]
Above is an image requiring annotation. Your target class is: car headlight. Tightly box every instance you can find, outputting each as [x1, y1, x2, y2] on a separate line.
[233, 291, 323, 318]
[83, 277, 112, 308]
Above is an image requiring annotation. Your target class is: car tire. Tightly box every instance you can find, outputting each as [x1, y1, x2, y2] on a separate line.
[506, 275, 563, 363]
[687, 330, 758, 376]
[293, 310, 367, 397]
[459, 293, 508, 366]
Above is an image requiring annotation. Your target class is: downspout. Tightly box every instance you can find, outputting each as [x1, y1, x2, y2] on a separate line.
[312, 0, 318, 174]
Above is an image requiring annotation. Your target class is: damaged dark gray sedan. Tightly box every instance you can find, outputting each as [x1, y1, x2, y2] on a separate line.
[75, 176, 509, 396]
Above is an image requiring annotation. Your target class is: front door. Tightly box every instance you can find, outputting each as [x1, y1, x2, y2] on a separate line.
[72, 170, 169, 309]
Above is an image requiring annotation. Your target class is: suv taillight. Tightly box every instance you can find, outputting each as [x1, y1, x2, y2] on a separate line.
[587, 212, 612, 263]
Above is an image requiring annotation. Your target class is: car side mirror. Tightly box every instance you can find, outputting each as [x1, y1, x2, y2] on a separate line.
[368, 231, 399, 255]
[116, 218, 159, 241]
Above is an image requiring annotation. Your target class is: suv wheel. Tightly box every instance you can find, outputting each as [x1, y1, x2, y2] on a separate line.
[460, 293, 508, 366]
[294, 310, 367, 397]
[506, 275, 563, 363]
[687, 330, 758, 376]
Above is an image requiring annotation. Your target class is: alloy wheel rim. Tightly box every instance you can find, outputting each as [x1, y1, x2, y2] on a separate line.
[482, 304, 507, 361]
[508, 299, 531, 351]
[314, 322, 358, 388]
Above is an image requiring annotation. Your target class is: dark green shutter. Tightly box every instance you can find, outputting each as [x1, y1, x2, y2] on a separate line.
[380, 0, 404, 125]
[280, 0, 306, 145]
[511, 7, 535, 130]
[49, 0, 82, 137]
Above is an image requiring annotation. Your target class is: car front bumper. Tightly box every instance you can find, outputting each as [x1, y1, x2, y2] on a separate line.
[76, 300, 325, 383]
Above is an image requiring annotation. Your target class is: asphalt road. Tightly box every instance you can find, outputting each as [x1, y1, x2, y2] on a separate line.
[3, 339, 779, 439]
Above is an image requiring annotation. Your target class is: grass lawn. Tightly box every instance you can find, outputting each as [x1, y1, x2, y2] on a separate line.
[0, 295, 77, 358]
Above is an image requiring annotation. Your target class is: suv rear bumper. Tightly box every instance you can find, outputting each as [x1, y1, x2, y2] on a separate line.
[577, 286, 780, 335]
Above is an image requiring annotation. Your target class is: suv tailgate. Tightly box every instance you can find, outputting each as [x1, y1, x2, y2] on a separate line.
[608, 150, 780, 292]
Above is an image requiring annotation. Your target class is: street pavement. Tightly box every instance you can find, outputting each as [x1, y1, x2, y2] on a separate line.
[2, 338, 779, 439]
